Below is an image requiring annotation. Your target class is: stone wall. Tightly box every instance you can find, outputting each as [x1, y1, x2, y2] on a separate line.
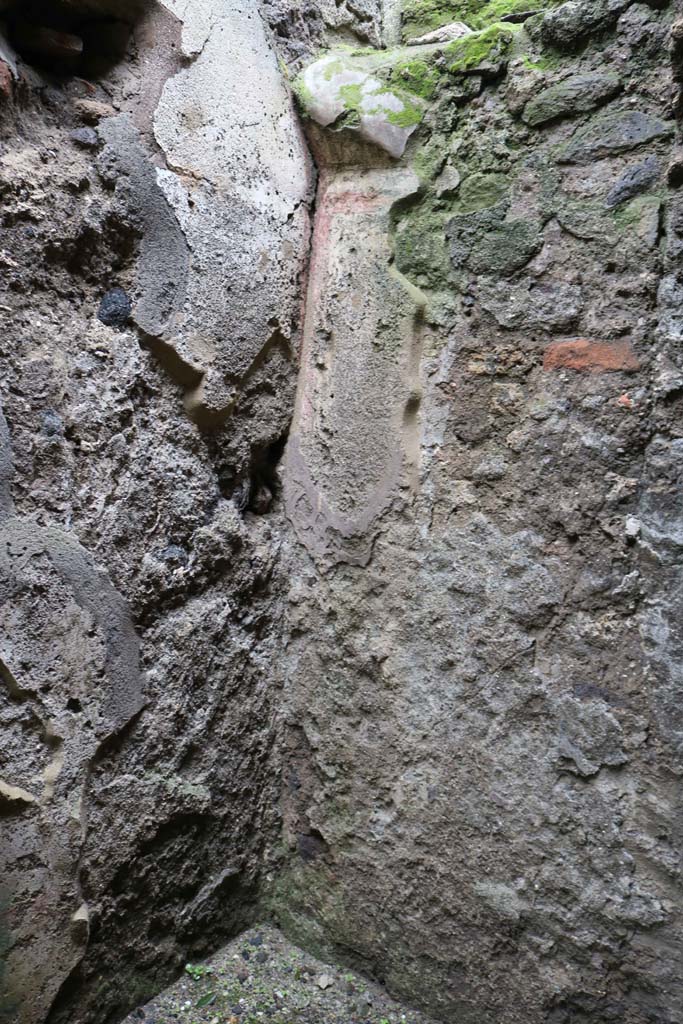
[0, 2, 312, 1022]
[2, 1, 683, 1023]
[277, 2, 683, 1022]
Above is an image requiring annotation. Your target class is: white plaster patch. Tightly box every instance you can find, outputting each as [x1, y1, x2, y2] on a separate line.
[154, 0, 311, 214]
[157, 0, 216, 57]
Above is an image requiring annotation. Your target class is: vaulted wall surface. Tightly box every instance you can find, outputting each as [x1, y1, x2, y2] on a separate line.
[1, 2, 683, 1024]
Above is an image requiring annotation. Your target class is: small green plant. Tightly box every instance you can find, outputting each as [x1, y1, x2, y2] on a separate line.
[195, 991, 217, 1008]
[184, 963, 213, 980]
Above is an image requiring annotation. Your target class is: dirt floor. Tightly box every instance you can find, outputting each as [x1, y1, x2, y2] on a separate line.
[120, 924, 440, 1024]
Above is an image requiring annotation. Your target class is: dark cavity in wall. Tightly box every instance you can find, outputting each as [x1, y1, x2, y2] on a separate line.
[3, 0, 147, 78]
[212, 433, 290, 517]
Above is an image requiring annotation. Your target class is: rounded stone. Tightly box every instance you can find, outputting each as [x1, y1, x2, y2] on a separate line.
[70, 126, 99, 149]
[98, 287, 132, 328]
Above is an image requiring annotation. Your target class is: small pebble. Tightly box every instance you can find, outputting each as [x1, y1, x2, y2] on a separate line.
[74, 98, 116, 123]
[70, 126, 99, 149]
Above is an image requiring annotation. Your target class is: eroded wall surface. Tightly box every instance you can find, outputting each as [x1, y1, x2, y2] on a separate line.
[278, 2, 683, 1023]
[0, 2, 312, 1022]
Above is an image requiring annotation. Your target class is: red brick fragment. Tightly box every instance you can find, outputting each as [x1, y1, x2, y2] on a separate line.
[543, 339, 640, 374]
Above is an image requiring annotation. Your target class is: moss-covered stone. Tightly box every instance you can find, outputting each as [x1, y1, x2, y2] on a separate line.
[394, 206, 452, 288]
[294, 21, 534, 151]
[402, 0, 466, 40]
[447, 182, 541, 276]
[522, 71, 621, 127]
[402, 0, 563, 40]
[556, 199, 617, 246]
[457, 171, 510, 212]
[413, 137, 450, 183]
[444, 22, 520, 74]
[462, 217, 543, 274]
[294, 53, 426, 156]
[614, 193, 663, 229]
[470, 0, 561, 28]
[389, 57, 442, 100]
[612, 193, 663, 249]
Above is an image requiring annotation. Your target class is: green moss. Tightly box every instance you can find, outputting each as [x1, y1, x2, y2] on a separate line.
[291, 76, 314, 109]
[386, 100, 424, 128]
[468, 0, 562, 30]
[456, 171, 509, 212]
[520, 52, 559, 71]
[401, 0, 464, 40]
[322, 57, 345, 80]
[612, 193, 663, 231]
[338, 82, 364, 109]
[613, 193, 656, 225]
[413, 137, 450, 183]
[389, 57, 441, 100]
[444, 22, 519, 74]
[336, 78, 425, 130]
[401, 0, 562, 39]
[394, 205, 451, 288]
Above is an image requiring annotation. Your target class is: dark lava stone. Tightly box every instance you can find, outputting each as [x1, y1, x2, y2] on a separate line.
[98, 287, 132, 328]
[605, 154, 660, 209]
